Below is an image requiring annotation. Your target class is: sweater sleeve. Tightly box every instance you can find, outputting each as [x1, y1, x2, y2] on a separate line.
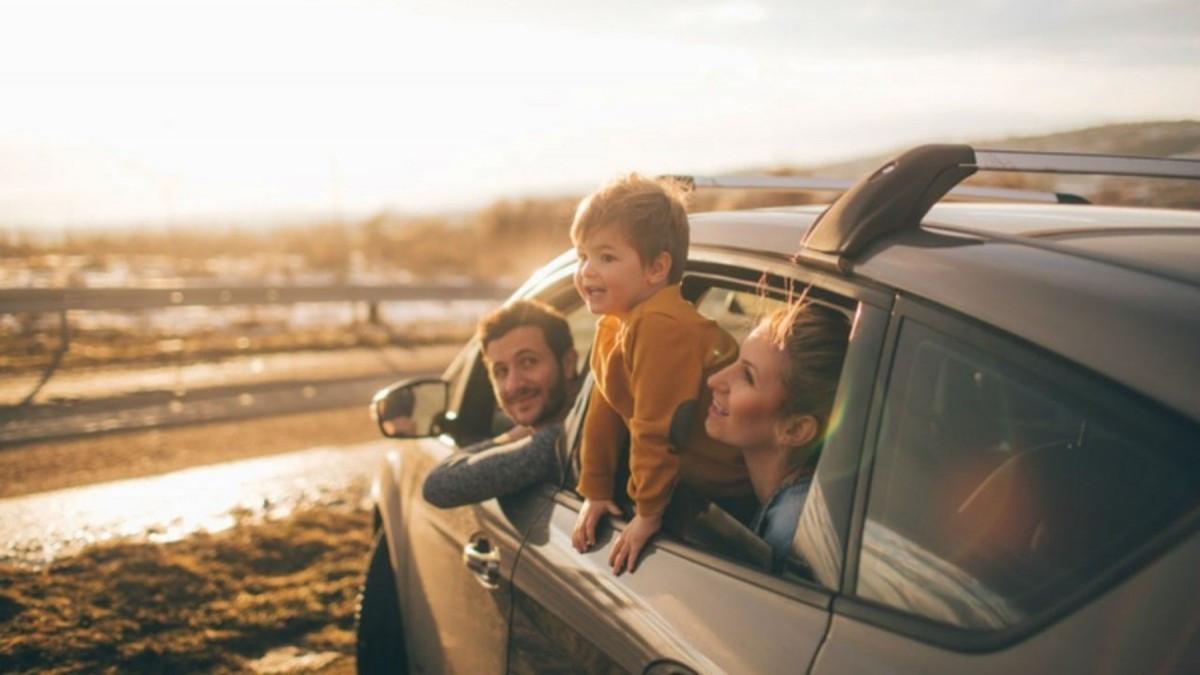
[422, 423, 562, 508]
[575, 389, 625, 500]
[626, 311, 706, 517]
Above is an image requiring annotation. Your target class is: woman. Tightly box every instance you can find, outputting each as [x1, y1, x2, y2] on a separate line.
[704, 302, 851, 566]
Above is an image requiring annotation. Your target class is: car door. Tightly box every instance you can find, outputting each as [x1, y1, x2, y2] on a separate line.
[394, 260, 593, 675]
[506, 264, 892, 673]
[393, 350, 530, 674]
[812, 297, 1200, 674]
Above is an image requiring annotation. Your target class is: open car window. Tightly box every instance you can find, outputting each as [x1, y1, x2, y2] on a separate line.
[558, 269, 864, 587]
[683, 278, 860, 586]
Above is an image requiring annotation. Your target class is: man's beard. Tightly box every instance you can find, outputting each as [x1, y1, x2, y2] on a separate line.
[503, 360, 568, 428]
[530, 363, 569, 427]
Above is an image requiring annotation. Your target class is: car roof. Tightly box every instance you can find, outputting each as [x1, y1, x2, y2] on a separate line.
[921, 202, 1200, 286]
[689, 203, 1200, 423]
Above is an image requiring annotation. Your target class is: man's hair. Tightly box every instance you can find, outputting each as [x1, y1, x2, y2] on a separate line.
[569, 173, 690, 284]
[477, 299, 574, 361]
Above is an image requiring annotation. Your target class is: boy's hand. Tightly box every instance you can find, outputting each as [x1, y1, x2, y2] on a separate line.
[572, 498, 621, 552]
[609, 513, 662, 575]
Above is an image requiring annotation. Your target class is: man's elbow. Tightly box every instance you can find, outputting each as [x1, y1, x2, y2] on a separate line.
[421, 472, 460, 509]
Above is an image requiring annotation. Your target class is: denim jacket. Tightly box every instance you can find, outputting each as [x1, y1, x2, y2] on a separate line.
[751, 477, 812, 569]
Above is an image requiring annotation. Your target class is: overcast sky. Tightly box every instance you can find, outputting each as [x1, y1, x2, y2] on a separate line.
[1, 0, 1197, 230]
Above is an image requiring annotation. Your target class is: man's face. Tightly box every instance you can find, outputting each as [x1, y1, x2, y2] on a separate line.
[483, 324, 575, 428]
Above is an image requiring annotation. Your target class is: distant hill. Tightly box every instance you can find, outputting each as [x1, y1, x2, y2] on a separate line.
[805, 120, 1200, 178]
[694, 120, 1200, 212]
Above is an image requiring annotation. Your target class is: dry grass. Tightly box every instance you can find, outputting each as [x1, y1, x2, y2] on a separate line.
[0, 505, 372, 674]
[1, 322, 470, 374]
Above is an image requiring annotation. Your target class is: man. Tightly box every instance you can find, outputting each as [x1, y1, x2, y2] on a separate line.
[422, 299, 584, 508]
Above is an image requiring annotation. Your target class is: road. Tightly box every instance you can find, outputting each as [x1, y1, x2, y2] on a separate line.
[0, 345, 455, 567]
[0, 344, 459, 445]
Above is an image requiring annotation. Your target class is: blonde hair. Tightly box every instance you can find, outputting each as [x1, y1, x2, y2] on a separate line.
[763, 302, 851, 435]
[569, 173, 690, 284]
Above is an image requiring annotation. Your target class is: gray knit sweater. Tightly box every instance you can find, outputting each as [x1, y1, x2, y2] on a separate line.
[421, 423, 565, 508]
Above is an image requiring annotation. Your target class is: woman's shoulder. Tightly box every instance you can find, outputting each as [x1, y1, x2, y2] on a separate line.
[758, 477, 813, 554]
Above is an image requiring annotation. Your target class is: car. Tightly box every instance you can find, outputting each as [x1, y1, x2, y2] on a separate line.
[354, 145, 1200, 674]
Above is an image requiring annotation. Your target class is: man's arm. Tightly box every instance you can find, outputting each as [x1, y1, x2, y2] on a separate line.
[422, 423, 563, 508]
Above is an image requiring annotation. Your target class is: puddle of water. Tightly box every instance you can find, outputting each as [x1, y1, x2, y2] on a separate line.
[0, 440, 393, 568]
[247, 646, 343, 674]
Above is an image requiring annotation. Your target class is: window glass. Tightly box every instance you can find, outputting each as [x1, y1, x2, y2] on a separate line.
[694, 286, 785, 342]
[563, 301, 596, 374]
[858, 319, 1200, 630]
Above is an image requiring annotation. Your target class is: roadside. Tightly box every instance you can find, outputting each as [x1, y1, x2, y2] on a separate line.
[0, 343, 461, 407]
[0, 503, 371, 674]
[0, 344, 449, 672]
[0, 342, 460, 496]
[0, 406, 381, 500]
[0, 400, 399, 673]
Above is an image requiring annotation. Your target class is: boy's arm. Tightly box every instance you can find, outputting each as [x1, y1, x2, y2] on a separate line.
[625, 311, 708, 518]
[575, 389, 624, 501]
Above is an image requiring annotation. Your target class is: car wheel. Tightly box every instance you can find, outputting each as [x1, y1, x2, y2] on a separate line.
[356, 532, 407, 675]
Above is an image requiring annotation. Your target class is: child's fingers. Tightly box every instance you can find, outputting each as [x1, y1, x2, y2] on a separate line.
[626, 538, 644, 574]
[608, 531, 623, 567]
[609, 534, 627, 574]
[586, 509, 605, 548]
[571, 514, 589, 552]
[605, 502, 622, 517]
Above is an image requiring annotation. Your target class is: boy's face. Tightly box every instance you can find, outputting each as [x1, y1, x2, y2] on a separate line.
[573, 224, 669, 317]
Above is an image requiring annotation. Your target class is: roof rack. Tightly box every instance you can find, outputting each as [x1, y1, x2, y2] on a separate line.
[800, 144, 1200, 262]
[665, 174, 1086, 205]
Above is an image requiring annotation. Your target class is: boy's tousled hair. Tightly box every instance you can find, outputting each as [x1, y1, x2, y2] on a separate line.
[570, 173, 690, 284]
[477, 299, 574, 362]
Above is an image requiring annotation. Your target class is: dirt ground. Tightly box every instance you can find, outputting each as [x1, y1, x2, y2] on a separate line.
[0, 505, 371, 674]
[0, 406, 380, 499]
[0, 407, 392, 673]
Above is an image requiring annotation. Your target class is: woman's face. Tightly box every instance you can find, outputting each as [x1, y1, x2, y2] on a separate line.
[705, 325, 790, 451]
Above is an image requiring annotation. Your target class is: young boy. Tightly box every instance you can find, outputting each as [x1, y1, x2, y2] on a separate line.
[569, 173, 749, 574]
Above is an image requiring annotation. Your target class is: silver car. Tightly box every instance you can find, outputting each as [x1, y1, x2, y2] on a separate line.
[356, 145, 1200, 674]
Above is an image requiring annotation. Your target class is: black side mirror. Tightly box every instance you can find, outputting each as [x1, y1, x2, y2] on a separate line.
[371, 378, 450, 439]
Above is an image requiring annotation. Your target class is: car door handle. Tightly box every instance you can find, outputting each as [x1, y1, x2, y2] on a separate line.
[463, 534, 501, 590]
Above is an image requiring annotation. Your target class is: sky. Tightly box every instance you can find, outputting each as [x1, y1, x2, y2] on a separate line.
[1, 0, 1197, 231]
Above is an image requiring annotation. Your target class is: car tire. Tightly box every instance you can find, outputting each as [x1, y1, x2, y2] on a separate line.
[356, 532, 407, 675]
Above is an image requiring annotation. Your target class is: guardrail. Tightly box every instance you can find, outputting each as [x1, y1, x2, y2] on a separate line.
[2, 282, 515, 409]
[0, 283, 514, 313]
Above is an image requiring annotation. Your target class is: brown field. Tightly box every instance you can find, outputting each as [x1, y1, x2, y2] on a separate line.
[0, 505, 371, 674]
[0, 407, 388, 673]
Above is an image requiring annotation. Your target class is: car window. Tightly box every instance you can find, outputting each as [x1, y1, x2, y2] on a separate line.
[693, 286, 785, 343]
[857, 318, 1200, 630]
[680, 280, 858, 585]
[563, 301, 596, 374]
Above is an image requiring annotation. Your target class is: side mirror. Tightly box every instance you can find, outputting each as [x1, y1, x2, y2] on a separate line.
[371, 378, 450, 439]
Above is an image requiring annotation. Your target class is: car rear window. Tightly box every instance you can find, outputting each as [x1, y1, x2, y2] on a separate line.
[856, 318, 1200, 630]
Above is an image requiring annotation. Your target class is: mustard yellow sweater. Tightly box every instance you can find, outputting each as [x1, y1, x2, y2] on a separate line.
[576, 284, 750, 517]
